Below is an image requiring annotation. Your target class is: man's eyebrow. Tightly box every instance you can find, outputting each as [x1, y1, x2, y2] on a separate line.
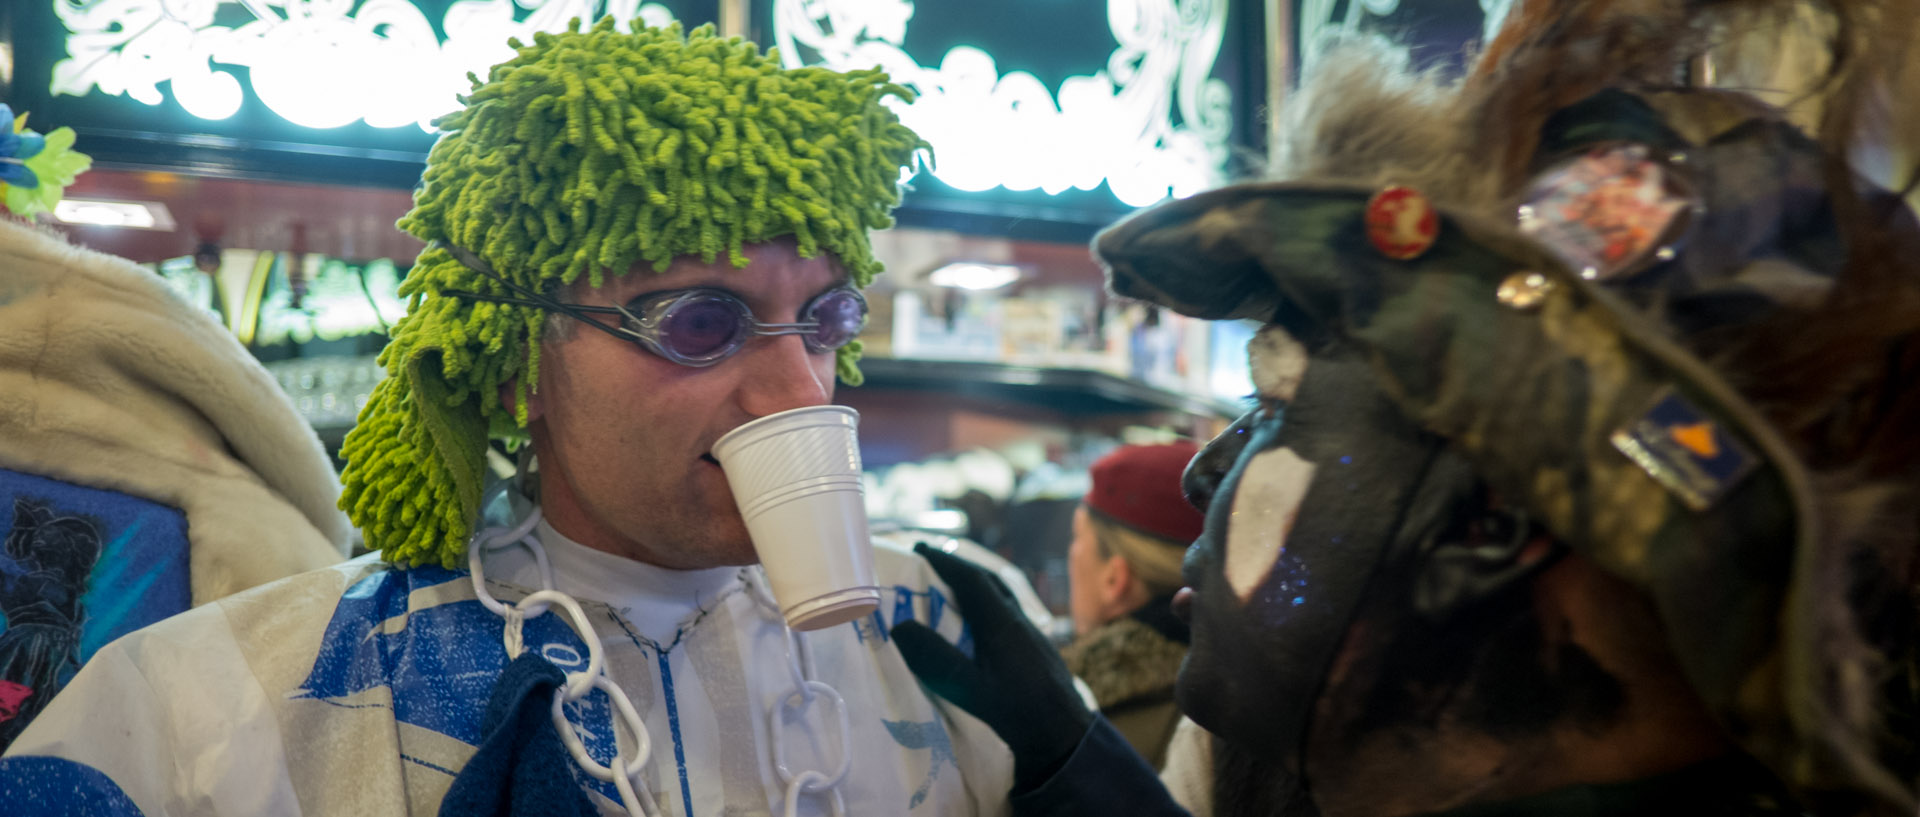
[609, 270, 854, 308]
[618, 283, 743, 304]
[631, 277, 854, 298]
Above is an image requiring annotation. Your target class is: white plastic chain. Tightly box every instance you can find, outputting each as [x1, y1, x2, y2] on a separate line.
[468, 508, 661, 817]
[747, 577, 854, 817]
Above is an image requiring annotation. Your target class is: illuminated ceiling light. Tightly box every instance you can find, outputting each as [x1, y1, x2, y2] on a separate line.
[911, 509, 969, 534]
[928, 262, 1022, 291]
[51, 199, 177, 231]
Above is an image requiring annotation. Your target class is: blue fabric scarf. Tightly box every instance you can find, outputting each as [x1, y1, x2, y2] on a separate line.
[439, 652, 600, 817]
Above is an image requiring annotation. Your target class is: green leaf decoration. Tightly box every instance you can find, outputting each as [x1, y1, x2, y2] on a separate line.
[8, 127, 92, 216]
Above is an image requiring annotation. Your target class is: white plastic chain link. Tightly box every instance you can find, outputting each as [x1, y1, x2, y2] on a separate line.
[747, 577, 853, 817]
[469, 508, 661, 817]
[468, 506, 859, 817]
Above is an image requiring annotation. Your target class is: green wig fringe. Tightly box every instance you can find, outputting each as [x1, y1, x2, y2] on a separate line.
[337, 18, 924, 568]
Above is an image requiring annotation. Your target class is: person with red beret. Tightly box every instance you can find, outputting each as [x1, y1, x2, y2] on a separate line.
[1062, 441, 1205, 768]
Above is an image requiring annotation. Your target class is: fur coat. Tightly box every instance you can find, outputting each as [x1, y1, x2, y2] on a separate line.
[0, 218, 350, 603]
[1064, 611, 1188, 769]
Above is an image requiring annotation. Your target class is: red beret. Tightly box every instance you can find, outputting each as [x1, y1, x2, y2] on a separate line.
[1085, 441, 1206, 545]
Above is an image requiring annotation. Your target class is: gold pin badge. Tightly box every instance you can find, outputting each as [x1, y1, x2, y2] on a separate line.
[1496, 271, 1556, 309]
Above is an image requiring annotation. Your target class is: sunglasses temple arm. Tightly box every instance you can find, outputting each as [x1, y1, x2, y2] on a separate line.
[433, 241, 648, 347]
[438, 291, 549, 309]
[433, 241, 554, 303]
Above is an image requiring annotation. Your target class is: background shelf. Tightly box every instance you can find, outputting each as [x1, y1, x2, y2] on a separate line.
[852, 358, 1245, 419]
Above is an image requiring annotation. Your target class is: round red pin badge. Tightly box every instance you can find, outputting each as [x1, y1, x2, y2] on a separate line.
[1365, 185, 1439, 260]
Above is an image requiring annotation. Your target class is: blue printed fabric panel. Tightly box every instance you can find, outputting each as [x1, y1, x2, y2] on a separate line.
[295, 566, 623, 801]
[0, 469, 191, 749]
[853, 582, 971, 658]
[0, 756, 147, 816]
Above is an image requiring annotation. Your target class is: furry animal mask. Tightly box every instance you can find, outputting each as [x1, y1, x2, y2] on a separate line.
[1096, 1, 1920, 808]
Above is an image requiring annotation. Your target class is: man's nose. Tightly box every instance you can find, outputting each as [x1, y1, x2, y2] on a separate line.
[736, 333, 833, 417]
[1183, 409, 1263, 511]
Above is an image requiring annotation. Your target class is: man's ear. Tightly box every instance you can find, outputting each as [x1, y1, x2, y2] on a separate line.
[1411, 505, 1561, 620]
[1100, 552, 1137, 612]
[500, 378, 544, 423]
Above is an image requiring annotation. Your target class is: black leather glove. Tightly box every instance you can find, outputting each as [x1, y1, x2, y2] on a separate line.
[890, 543, 1095, 795]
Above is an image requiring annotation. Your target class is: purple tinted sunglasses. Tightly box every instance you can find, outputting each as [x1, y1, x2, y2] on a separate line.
[436, 242, 867, 367]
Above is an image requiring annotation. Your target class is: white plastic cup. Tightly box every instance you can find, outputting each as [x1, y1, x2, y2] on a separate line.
[712, 405, 879, 631]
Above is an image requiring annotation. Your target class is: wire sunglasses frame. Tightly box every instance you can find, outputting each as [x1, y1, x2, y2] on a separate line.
[433, 241, 868, 367]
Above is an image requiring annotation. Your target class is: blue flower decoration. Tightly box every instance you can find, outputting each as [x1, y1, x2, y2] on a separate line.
[0, 105, 46, 189]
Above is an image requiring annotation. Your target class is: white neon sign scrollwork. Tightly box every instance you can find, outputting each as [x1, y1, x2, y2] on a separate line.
[773, 0, 1235, 208]
[49, 0, 676, 131]
[1295, 0, 1510, 77]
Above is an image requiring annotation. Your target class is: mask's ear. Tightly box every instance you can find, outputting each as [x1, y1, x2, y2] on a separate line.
[1411, 494, 1562, 620]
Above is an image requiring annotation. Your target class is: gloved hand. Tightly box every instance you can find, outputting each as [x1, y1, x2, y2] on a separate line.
[890, 542, 1094, 795]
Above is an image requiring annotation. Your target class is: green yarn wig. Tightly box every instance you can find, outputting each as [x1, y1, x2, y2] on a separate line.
[338, 18, 924, 568]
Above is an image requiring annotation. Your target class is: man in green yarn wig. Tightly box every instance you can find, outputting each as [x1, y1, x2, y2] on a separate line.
[0, 20, 1023, 817]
